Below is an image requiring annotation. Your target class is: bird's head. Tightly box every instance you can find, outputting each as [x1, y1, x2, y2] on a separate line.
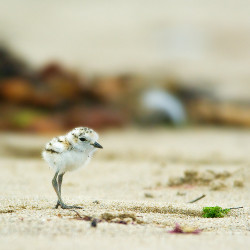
[66, 127, 103, 152]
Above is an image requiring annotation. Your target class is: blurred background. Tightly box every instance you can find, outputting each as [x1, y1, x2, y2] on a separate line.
[0, 0, 250, 134]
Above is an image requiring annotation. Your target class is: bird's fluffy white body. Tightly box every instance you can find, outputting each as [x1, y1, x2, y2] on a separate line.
[43, 149, 91, 174]
[42, 127, 100, 174]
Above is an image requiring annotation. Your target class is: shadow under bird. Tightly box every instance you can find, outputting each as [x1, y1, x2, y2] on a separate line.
[42, 127, 103, 209]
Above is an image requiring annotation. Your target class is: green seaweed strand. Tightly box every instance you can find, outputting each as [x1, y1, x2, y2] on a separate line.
[202, 206, 230, 218]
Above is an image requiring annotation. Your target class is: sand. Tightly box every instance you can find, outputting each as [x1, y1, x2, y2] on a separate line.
[0, 128, 249, 250]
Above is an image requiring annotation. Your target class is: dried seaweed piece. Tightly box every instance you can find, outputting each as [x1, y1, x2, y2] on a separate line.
[168, 169, 232, 188]
[168, 223, 202, 234]
[144, 193, 154, 198]
[71, 210, 101, 222]
[100, 212, 144, 224]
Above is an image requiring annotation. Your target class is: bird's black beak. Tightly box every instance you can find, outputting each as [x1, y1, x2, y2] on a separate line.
[92, 141, 103, 149]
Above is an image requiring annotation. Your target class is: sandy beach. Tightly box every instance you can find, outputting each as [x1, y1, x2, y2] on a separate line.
[0, 128, 249, 250]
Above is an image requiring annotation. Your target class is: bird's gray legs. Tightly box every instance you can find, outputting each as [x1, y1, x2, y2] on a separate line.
[52, 171, 82, 209]
[54, 173, 64, 209]
[52, 171, 63, 205]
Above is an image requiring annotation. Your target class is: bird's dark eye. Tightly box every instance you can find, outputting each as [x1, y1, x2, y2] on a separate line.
[80, 138, 87, 142]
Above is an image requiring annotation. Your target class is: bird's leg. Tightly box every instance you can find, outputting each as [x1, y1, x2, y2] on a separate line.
[52, 171, 64, 208]
[53, 172, 83, 209]
[54, 173, 64, 209]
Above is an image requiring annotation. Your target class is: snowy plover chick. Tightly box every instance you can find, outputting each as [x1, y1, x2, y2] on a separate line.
[42, 127, 103, 209]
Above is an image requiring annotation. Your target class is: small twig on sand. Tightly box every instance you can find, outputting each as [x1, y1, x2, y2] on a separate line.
[228, 206, 243, 210]
[71, 210, 100, 226]
[188, 194, 206, 203]
[71, 210, 83, 218]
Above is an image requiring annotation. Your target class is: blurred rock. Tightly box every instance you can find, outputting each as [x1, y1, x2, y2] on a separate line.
[199, 170, 215, 183]
[27, 116, 65, 133]
[0, 78, 64, 108]
[210, 180, 227, 191]
[139, 88, 187, 125]
[0, 46, 30, 79]
[1, 45, 250, 132]
[233, 180, 244, 188]
[168, 176, 184, 186]
[65, 106, 128, 130]
[39, 63, 85, 102]
[89, 75, 134, 105]
[186, 99, 250, 127]
[183, 170, 198, 183]
[0, 78, 34, 103]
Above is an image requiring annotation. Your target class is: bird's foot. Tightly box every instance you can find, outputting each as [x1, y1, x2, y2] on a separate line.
[54, 201, 60, 209]
[54, 201, 83, 209]
[61, 204, 83, 209]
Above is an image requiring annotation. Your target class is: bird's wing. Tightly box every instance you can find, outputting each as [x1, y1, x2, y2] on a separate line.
[44, 136, 73, 154]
